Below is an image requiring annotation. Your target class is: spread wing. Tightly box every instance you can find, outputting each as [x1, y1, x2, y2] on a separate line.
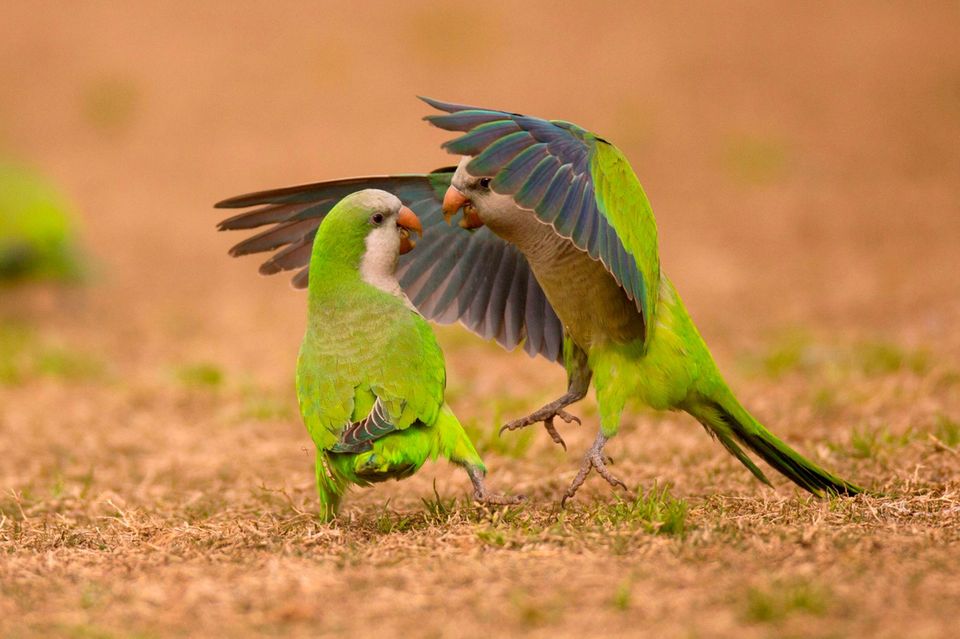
[215, 170, 563, 362]
[422, 96, 660, 349]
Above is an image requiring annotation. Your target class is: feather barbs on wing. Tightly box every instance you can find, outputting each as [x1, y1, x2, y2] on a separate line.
[421, 96, 660, 349]
[216, 172, 564, 362]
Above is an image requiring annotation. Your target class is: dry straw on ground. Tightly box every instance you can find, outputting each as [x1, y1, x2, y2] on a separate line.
[2, 2, 959, 637]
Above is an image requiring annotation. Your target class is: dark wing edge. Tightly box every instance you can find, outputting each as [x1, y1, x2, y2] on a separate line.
[215, 172, 563, 362]
[420, 96, 651, 342]
[329, 398, 399, 453]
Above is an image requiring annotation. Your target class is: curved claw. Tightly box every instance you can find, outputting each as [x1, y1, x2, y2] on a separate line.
[542, 418, 567, 451]
[560, 437, 629, 507]
[499, 407, 582, 451]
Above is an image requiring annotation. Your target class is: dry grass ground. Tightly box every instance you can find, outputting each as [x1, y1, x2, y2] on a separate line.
[2, 2, 959, 637]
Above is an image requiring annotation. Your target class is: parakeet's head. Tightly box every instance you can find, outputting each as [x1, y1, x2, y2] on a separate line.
[441, 157, 529, 237]
[313, 189, 422, 272]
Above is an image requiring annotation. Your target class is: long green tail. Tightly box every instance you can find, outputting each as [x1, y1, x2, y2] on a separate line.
[686, 392, 862, 497]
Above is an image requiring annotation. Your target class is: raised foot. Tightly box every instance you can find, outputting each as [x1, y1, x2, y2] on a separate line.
[499, 404, 581, 451]
[560, 435, 629, 507]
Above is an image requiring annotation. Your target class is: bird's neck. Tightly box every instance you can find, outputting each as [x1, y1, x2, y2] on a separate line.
[357, 231, 404, 300]
[306, 253, 413, 320]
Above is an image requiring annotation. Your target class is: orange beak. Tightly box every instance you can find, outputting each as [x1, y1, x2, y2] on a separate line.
[397, 205, 422, 255]
[442, 185, 484, 230]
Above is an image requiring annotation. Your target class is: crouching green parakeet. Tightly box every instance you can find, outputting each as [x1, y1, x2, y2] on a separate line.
[295, 188, 520, 520]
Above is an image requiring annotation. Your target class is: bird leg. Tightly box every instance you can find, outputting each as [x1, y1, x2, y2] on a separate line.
[466, 466, 525, 505]
[500, 341, 592, 450]
[499, 393, 583, 450]
[561, 432, 629, 506]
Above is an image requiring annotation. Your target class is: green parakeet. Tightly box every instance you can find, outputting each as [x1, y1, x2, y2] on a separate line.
[0, 162, 84, 284]
[216, 98, 862, 502]
[290, 188, 519, 520]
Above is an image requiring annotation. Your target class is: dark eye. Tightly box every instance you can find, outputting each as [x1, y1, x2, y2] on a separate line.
[371, 213, 384, 225]
[478, 177, 492, 189]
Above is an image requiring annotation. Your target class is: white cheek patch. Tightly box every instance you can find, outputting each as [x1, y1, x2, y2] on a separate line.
[359, 223, 417, 311]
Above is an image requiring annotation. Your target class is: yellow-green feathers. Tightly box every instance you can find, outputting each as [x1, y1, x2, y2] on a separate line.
[295, 191, 483, 519]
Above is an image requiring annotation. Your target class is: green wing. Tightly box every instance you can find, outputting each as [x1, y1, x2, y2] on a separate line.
[422, 97, 661, 349]
[299, 304, 447, 454]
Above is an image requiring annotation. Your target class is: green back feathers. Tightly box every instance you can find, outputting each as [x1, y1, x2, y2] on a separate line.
[296, 190, 446, 455]
[590, 141, 660, 342]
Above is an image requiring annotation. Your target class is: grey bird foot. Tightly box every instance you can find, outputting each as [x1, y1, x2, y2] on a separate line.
[560, 434, 629, 507]
[466, 466, 525, 506]
[499, 403, 581, 451]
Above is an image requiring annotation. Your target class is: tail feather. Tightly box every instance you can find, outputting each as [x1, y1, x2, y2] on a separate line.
[689, 396, 862, 497]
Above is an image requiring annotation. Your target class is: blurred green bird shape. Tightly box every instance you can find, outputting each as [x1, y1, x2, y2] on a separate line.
[0, 162, 85, 285]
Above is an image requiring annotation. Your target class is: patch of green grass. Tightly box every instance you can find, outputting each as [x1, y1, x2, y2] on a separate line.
[611, 580, 632, 611]
[831, 424, 915, 459]
[509, 591, 556, 628]
[0, 322, 105, 384]
[35, 346, 105, 381]
[743, 333, 934, 382]
[854, 341, 930, 376]
[810, 386, 839, 417]
[79, 583, 104, 610]
[591, 483, 688, 536]
[932, 414, 960, 448]
[744, 579, 830, 623]
[0, 321, 32, 384]
[721, 134, 789, 186]
[476, 528, 507, 547]
[420, 480, 459, 525]
[175, 362, 224, 389]
[934, 369, 960, 390]
[374, 503, 415, 534]
[745, 330, 816, 379]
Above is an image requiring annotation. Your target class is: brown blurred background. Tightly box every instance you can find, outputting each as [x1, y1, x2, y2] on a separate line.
[3, 1, 958, 384]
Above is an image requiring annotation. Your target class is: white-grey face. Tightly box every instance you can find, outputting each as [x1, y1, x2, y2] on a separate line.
[348, 189, 415, 306]
[451, 157, 547, 239]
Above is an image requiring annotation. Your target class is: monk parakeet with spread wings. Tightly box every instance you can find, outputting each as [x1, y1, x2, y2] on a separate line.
[292, 188, 519, 520]
[216, 98, 861, 503]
